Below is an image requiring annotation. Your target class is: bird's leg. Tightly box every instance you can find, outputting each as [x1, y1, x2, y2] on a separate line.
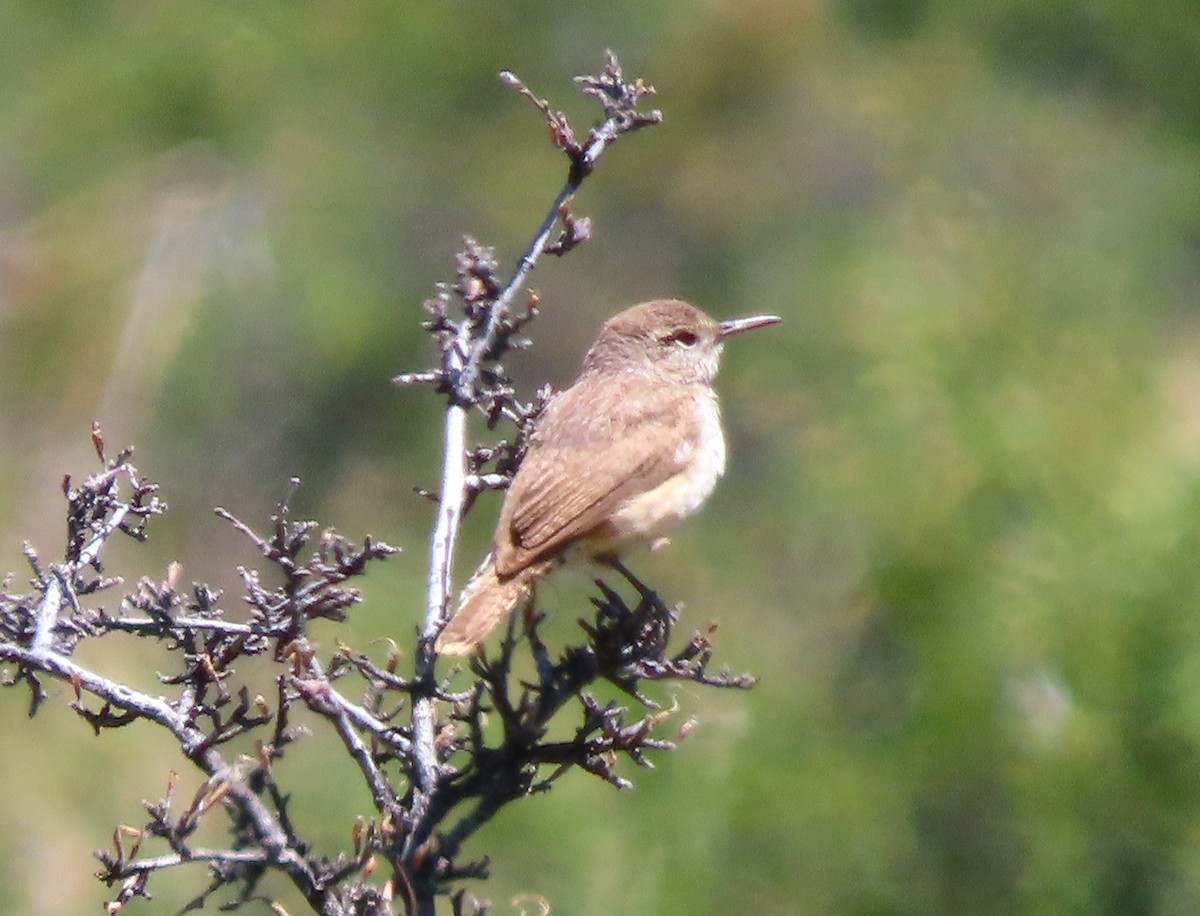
[520, 580, 541, 633]
[519, 581, 555, 681]
[598, 556, 675, 635]
[603, 556, 655, 599]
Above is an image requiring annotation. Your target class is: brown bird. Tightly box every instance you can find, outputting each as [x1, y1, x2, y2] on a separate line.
[434, 299, 780, 655]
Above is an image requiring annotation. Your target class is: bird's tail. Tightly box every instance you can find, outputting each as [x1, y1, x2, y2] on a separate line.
[434, 554, 548, 655]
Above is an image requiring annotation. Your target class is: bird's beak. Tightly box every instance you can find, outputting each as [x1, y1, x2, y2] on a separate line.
[719, 314, 783, 339]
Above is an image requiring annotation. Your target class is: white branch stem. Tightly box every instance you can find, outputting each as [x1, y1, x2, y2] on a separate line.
[1, 642, 317, 891]
[31, 503, 130, 653]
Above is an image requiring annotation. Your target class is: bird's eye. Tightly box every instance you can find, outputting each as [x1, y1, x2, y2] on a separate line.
[664, 329, 699, 347]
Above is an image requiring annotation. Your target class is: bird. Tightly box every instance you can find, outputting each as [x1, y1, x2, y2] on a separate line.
[434, 298, 780, 655]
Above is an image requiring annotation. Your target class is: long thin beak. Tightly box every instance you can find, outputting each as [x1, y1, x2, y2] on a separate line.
[719, 314, 783, 339]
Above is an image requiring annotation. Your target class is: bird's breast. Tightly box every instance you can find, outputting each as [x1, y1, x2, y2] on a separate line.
[591, 391, 726, 551]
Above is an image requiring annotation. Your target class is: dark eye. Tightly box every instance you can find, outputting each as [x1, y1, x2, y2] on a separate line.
[664, 329, 699, 347]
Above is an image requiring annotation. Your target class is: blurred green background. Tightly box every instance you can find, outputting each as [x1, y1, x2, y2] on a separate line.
[3, 1, 1200, 913]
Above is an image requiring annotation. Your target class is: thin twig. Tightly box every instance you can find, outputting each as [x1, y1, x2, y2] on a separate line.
[103, 616, 269, 637]
[293, 673, 398, 811]
[107, 847, 275, 876]
[1, 641, 321, 898]
[30, 503, 130, 652]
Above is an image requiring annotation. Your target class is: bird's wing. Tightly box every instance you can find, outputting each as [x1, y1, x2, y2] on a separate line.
[493, 380, 695, 577]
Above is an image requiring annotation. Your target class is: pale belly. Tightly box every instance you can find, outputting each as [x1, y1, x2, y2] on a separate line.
[585, 397, 726, 557]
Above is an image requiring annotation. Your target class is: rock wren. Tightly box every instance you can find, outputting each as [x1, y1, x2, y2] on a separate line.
[435, 298, 780, 654]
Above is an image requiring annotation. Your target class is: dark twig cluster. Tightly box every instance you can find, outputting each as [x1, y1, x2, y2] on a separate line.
[3, 427, 401, 914]
[0, 51, 753, 916]
[397, 50, 663, 417]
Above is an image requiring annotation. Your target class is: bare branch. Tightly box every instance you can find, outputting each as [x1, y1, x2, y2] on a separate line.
[0, 50, 757, 916]
[396, 54, 668, 913]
